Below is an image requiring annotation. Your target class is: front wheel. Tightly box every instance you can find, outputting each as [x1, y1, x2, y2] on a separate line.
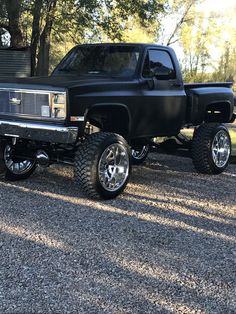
[192, 123, 231, 174]
[2, 144, 37, 181]
[74, 132, 131, 199]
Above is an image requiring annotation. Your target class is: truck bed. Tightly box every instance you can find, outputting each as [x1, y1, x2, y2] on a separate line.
[184, 82, 234, 125]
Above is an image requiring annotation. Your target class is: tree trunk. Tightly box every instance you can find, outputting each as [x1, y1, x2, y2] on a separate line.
[31, 0, 43, 76]
[4, 0, 24, 48]
[36, 0, 57, 76]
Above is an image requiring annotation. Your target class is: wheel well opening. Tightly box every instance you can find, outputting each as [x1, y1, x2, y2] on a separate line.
[86, 106, 130, 137]
[205, 102, 231, 123]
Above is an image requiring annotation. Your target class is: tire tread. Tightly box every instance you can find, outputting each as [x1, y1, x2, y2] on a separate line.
[74, 132, 129, 199]
[192, 123, 230, 174]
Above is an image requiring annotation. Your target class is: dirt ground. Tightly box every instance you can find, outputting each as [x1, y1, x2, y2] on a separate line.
[0, 153, 235, 313]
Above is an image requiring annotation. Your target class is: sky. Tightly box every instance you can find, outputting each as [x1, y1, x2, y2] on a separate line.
[201, 0, 236, 12]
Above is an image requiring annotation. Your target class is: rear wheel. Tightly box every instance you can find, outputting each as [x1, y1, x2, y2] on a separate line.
[131, 144, 149, 165]
[74, 132, 131, 199]
[2, 144, 36, 181]
[192, 123, 231, 174]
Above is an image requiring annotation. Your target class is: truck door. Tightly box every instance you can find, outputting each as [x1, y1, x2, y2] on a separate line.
[134, 48, 186, 137]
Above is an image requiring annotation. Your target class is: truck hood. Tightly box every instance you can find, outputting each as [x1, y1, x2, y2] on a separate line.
[0, 75, 133, 90]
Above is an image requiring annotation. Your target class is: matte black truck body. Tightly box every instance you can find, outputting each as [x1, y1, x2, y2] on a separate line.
[0, 43, 234, 143]
[0, 43, 234, 199]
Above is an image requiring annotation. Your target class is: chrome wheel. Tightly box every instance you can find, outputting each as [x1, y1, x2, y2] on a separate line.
[98, 143, 129, 192]
[4, 145, 35, 175]
[132, 144, 149, 160]
[212, 130, 230, 168]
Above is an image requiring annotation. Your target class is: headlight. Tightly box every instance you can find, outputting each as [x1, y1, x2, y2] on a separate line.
[51, 92, 66, 119]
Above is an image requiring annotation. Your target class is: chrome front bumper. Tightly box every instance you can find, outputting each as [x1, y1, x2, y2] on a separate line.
[0, 120, 78, 144]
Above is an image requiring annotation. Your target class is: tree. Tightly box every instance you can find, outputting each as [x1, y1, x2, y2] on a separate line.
[157, 0, 197, 46]
[36, 0, 58, 76]
[212, 44, 236, 82]
[31, 0, 43, 75]
[94, 0, 164, 41]
[2, 0, 24, 48]
[179, 10, 216, 82]
[48, 0, 165, 73]
[0, 0, 165, 75]
[166, 0, 195, 46]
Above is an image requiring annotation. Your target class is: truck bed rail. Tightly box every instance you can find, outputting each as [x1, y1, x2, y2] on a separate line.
[184, 82, 233, 89]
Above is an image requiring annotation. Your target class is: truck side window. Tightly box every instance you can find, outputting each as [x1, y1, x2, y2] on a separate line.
[142, 50, 176, 79]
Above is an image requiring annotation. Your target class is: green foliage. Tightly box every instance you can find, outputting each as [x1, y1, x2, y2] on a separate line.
[0, 0, 165, 73]
[0, 0, 235, 83]
[49, 0, 165, 70]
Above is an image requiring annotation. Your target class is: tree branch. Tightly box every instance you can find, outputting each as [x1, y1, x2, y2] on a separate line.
[168, 38, 180, 45]
[166, 0, 195, 46]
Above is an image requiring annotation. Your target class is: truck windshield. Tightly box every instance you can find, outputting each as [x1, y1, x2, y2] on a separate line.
[56, 45, 140, 78]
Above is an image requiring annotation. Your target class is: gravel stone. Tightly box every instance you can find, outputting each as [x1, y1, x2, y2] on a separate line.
[0, 153, 235, 313]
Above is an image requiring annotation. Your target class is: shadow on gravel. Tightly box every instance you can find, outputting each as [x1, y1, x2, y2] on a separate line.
[0, 154, 235, 313]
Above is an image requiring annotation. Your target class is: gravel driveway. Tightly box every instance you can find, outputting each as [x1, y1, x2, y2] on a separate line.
[0, 153, 235, 314]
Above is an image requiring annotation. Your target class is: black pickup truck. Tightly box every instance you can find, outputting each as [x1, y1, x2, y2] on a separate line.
[0, 43, 235, 199]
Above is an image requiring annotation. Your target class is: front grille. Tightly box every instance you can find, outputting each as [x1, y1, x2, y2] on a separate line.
[0, 89, 50, 117]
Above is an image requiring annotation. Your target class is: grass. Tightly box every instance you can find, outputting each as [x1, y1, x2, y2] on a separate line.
[230, 128, 236, 156]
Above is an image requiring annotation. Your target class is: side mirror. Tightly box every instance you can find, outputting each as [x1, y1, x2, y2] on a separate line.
[152, 65, 174, 80]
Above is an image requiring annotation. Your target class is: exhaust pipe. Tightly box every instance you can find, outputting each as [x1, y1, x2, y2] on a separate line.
[36, 150, 50, 167]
